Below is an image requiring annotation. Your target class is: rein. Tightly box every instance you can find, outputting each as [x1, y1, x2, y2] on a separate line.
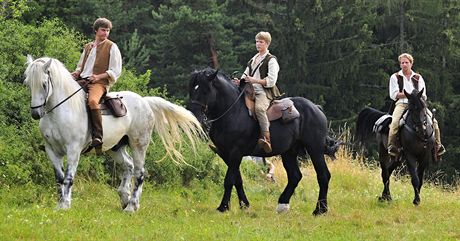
[206, 87, 245, 123]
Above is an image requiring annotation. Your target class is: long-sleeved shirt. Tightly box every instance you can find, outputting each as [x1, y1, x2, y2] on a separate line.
[242, 50, 279, 93]
[76, 39, 122, 84]
[389, 70, 427, 104]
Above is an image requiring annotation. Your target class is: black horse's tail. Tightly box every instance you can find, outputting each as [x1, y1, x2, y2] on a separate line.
[324, 136, 343, 160]
[355, 107, 387, 143]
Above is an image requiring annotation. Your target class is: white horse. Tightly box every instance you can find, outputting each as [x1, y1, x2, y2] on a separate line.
[24, 55, 204, 212]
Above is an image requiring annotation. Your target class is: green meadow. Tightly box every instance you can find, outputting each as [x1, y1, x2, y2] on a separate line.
[1, 149, 459, 241]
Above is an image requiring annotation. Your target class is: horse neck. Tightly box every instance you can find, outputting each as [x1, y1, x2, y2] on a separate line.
[47, 76, 86, 119]
[208, 81, 244, 119]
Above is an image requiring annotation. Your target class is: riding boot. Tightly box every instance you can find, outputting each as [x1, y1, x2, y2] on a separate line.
[258, 131, 272, 153]
[90, 109, 103, 150]
[434, 126, 446, 158]
[387, 130, 400, 157]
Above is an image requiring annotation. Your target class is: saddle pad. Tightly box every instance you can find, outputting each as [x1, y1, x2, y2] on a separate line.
[373, 114, 391, 133]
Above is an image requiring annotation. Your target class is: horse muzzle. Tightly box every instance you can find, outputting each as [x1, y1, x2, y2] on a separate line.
[31, 107, 44, 120]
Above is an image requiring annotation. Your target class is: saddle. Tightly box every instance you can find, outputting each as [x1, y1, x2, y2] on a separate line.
[77, 78, 127, 117]
[244, 85, 299, 123]
[100, 94, 127, 117]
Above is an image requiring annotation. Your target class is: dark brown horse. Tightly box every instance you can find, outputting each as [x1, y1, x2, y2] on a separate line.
[356, 89, 435, 205]
[188, 68, 340, 215]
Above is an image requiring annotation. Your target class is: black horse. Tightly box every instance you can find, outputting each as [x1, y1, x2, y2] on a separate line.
[356, 88, 435, 205]
[188, 68, 340, 215]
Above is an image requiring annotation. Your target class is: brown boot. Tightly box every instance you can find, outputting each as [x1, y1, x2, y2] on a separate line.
[89, 109, 103, 148]
[258, 131, 272, 153]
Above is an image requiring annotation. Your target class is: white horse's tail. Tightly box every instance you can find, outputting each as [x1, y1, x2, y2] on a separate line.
[143, 96, 206, 164]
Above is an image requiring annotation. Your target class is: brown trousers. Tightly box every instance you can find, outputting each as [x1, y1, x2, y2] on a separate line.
[87, 83, 107, 109]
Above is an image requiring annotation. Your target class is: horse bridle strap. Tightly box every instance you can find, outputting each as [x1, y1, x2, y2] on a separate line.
[31, 76, 90, 115]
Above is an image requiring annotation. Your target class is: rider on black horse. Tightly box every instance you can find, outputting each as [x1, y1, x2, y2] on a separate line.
[233, 31, 282, 153]
[387, 53, 445, 158]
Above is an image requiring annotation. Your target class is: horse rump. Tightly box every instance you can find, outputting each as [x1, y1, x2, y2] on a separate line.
[355, 107, 387, 142]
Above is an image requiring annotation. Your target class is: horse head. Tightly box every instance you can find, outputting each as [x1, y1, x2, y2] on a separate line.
[404, 88, 429, 138]
[24, 55, 55, 119]
[188, 67, 220, 125]
[24, 55, 82, 120]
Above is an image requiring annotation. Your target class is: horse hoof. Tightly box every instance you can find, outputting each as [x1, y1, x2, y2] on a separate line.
[123, 204, 136, 213]
[276, 203, 290, 213]
[56, 200, 71, 210]
[378, 195, 392, 202]
[217, 204, 229, 212]
[239, 201, 250, 210]
[413, 199, 420, 206]
[312, 201, 328, 216]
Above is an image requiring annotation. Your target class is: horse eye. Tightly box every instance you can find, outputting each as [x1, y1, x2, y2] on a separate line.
[42, 82, 47, 90]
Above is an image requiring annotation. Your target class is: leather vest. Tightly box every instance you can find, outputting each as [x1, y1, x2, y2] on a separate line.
[81, 40, 113, 86]
[247, 53, 282, 100]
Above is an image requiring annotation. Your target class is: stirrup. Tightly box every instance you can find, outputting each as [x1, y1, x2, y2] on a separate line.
[91, 138, 103, 147]
[258, 138, 272, 153]
[437, 144, 446, 156]
[388, 145, 399, 157]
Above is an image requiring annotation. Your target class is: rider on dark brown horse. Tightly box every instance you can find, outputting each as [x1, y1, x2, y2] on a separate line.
[387, 53, 445, 158]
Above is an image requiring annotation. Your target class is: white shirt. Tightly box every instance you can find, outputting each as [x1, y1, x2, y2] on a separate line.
[242, 50, 280, 93]
[389, 70, 427, 104]
[76, 40, 122, 84]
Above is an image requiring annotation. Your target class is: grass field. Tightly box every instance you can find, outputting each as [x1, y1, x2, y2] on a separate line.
[1, 150, 459, 241]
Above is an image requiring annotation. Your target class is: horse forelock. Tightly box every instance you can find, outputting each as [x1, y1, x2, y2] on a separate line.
[25, 57, 85, 112]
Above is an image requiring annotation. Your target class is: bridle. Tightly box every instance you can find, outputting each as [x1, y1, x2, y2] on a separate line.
[30, 61, 88, 116]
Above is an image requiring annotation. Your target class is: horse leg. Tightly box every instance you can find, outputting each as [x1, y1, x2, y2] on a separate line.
[406, 157, 421, 205]
[60, 150, 81, 210]
[378, 147, 393, 202]
[217, 159, 242, 212]
[235, 169, 250, 209]
[45, 147, 66, 209]
[123, 144, 147, 212]
[108, 147, 134, 210]
[309, 150, 331, 216]
[416, 159, 428, 204]
[277, 152, 302, 213]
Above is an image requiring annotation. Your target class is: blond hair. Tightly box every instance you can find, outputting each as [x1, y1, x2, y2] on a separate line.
[255, 31, 272, 45]
[398, 53, 414, 64]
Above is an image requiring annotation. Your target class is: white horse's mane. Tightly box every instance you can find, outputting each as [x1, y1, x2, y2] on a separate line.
[25, 57, 85, 113]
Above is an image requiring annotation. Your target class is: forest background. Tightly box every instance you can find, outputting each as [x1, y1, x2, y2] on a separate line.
[1, 0, 459, 187]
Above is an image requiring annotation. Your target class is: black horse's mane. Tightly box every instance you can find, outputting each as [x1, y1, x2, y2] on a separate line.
[190, 67, 240, 91]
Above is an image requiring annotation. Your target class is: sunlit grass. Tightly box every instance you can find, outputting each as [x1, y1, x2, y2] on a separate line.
[1, 146, 459, 240]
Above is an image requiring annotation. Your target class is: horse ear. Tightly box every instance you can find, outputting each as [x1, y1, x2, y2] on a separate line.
[43, 58, 52, 73]
[404, 89, 410, 98]
[208, 69, 219, 82]
[418, 88, 425, 99]
[26, 54, 34, 65]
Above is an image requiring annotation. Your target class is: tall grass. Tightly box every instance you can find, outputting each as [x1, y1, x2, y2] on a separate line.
[1, 142, 459, 240]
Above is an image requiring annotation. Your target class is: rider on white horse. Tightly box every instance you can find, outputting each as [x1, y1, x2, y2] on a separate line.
[71, 18, 122, 151]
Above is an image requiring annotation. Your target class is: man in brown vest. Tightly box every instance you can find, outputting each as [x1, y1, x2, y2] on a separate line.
[387, 53, 445, 158]
[234, 31, 282, 153]
[71, 18, 122, 149]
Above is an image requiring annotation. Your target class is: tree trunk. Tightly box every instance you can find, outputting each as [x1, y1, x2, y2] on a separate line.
[207, 33, 219, 69]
